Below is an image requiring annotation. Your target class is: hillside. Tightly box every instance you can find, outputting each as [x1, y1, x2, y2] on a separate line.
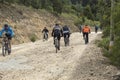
[0, 3, 78, 44]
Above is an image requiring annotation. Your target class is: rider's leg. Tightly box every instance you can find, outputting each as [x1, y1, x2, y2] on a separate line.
[7, 35, 12, 53]
[8, 39, 11, 53]
[63, 33, 66, 45]
[83, 32, 85, 39]
[5, 33, 12, 53]
[86, 33, 89, 43]
[53, 37, 55, 44]
[9, 40, 11, 50]
[68, 33, 70, 45]
[47, 33, 48, 39]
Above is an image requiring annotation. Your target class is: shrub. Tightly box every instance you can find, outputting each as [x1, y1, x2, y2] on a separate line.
[61, 13, 78, 21]
[102, 26, 110, 38]
[109, 37, 120, 66]
[74, 18, 82, 26]
[29, 34, 37, 42]
[30, 36, 36, 42]
[98, 37, 109, 50]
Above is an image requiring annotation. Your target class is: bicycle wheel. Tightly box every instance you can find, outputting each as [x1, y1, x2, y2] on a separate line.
[64, 35, 69, 46]
[7, 42, 11, 55]
[55, 37, 58, 53]
[2, 42, 6, 56]
[85, 38, 87, 44]
[44, 33, 48, 40]
[85, 36, 88, 44]
[64, 38, 67, 46]
[67, 37, 69, 46]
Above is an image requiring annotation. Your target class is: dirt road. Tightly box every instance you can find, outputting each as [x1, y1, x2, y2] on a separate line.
[0, 32, 119, 80]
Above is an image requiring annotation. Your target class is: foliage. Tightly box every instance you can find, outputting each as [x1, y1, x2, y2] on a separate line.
[0, 0, 102, 20]
[50, 0, 63, 14]
[62, 5, 75, 13]
[98, 0, 120, 67]
[98, 37, 109, 50]
[61, 13, 78, 21]
[74, 18, 83, 26]
[83, 5, 94, 20]
[29, 34, 37, 42]
[107, 2, 120, 67]
[108, 37, 120, 66]
[102, 26, 110, 38]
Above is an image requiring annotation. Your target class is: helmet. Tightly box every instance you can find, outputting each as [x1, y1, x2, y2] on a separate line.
[4, 24, 9, 29]
[64, 25, 67, 27]
[55, 23, 59, 26]
[4, 24, 8, 27]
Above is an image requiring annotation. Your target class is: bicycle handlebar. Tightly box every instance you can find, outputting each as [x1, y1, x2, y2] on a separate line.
[0, 37, 7, 38]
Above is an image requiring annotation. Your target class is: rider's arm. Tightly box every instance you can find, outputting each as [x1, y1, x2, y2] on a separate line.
[60, 29, 63, 37]
[51, 28, 54, 36]
[82, 27, 84, 33]
[42, 29, 44, 33]
[89, 27, 91, 33]
[9, 27, 14, 37]
[47, 29, 49, 33]
[68, 27, 71, 34]
[0, 28, 5, 37]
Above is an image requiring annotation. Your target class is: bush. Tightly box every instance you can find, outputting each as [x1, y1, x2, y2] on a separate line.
[102, 26, 110, 38]
[98, 37, 109, 50]
[30, 36, 36, 42]
[46, 6, 53, 12]
[29, 34, 37, 42]
[74, 18, 82, 26]
[98, 37, 120, 67]
[62, 5, 76, 14]
[61, 13, 78, 21]
[108, 37, 120, 66]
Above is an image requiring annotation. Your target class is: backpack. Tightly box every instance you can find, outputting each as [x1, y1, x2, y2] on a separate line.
[54, 26, 61, 35]
[63, 26, 69, 31]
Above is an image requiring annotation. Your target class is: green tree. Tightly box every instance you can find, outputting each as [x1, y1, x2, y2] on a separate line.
[83, 5, 94, 20]
[31, 0, 40, 9]
[50, 0, 63, 14]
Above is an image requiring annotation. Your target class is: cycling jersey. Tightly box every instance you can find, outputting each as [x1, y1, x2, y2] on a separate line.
[63, 26, 70, 34]
[42, 28, 49, 33]
[0, 26, 14, 37]
[82, 26, 90, 33]
[52, 26, 62, 36]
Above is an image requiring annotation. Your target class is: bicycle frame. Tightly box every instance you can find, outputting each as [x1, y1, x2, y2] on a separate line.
[1, 36, 9, 56]
[64, 35, 69, 46]
[43, 32, 48, 41]
[54, 37, 59, 53]
[83, 33, 88, 44]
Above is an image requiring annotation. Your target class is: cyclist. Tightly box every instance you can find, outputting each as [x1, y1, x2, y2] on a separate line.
[62, 25, 71, 46]
[79, 25, 82, 33]
[42, 27, 49, 40]
[95, 25, 98, 33]
[52, 23, 63, 50]
[82, 25, 91, 44]
[0, 24, 14, 53]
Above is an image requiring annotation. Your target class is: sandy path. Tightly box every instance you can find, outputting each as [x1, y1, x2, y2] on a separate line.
[0, 32, 107, 80]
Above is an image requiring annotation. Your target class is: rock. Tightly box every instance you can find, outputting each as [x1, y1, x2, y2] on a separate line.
[112, 72, 120, 80]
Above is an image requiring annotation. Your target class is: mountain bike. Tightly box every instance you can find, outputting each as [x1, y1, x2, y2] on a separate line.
[83, 33, 88, 44]
[54, 37, 59, 53]
[64, 35, 69, 46]
[0, 36, 11, 56]
[43, 32, 48, 41]
[84, 36, 87, 44]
